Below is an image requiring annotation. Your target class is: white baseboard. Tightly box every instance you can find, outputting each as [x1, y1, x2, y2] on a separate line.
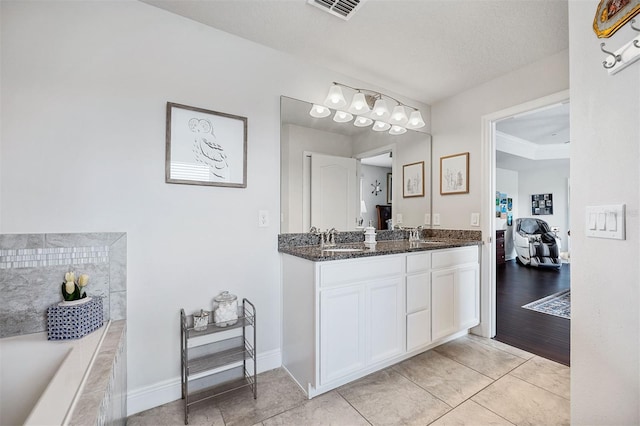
[127, 348, 281, 416]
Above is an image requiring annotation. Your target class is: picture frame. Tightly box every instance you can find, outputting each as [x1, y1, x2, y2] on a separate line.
[593, 0, 640, 38]
[440, 152, 469, 195]
[402, 161, 424, 198]
[166, 102, 247, 188]
[531, 193, 553, 215]
[386, 173, 393, 204]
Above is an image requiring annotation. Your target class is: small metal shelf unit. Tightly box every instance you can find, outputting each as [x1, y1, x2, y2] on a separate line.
[180, 299, 256, 425]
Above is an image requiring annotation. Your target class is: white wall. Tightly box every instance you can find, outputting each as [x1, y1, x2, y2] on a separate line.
[496, 168, 518, 259]
[431, 50, 569, 230]
[0, 0, 431, 415]
[518, 165, 569, 251]
[569, 1, 639, 423]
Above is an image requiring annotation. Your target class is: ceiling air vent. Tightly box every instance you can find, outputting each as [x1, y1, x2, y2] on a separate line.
[307, 0, 366, 21]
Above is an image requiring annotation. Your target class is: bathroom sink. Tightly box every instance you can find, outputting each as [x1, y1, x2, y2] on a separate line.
[322, 247, 364, 253]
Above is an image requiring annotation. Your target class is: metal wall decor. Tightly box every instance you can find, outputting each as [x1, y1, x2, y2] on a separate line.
[600, 18, 640, 73]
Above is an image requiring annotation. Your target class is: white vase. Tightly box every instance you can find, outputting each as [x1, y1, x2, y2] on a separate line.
[58, 296, 92, 307]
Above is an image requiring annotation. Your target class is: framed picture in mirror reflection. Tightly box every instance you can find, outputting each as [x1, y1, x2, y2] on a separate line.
[403, 161, 424, 198]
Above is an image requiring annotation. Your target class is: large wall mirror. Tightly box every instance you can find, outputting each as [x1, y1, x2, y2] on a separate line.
[280, 96, 432, 233]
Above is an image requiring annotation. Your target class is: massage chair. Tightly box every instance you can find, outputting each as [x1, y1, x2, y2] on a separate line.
[513, 218, 562, 269]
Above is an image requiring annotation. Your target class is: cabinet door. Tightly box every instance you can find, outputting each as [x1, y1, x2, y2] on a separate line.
[457, 264, 480, 330]
[431, 268, 457, 341]
[407, 310, 431, 351]
[366, 278, 404, 365]
[320, 285, 366, 385]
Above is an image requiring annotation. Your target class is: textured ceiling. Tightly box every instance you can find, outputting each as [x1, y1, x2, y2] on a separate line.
[141, 0, 569, 105]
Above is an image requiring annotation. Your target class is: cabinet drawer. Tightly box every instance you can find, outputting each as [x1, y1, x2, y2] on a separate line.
[406, 272, 430, 313]
[406, 252, 431, 273]
[320, 256, 403, 288]
[432, 246, 478, 269]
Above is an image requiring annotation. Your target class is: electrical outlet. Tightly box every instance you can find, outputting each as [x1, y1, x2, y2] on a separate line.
[432, 213, 440, 226]
[396, 213, 403, 224]
[258, 210, 270, 227]
[424, 213, 431, 225]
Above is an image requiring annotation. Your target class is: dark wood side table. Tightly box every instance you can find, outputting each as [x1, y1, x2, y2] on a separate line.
[496, 230, 506, 265]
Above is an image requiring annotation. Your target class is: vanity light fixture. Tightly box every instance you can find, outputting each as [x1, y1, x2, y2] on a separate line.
[388, 105, 408, 126]
[347, 92, 371, 115]
[324, 84, 347, 109]
[372, 121, 391, 132]
[333, 110, 353, 123]
[314, 82, 426, 136]
[406, 110, 426, 129]
[354, 116, 373, 127]
[389, 125, 407, 135]
[309, 104, 331, 118]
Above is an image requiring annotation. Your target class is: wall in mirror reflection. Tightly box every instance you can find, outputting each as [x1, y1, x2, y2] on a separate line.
[280, 96, 432, 234]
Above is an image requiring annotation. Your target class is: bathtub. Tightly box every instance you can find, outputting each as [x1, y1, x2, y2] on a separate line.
[0, 322, 110, 426]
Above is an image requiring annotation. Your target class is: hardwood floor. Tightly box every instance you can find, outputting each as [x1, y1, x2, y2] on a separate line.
[495, 259, 570, 366]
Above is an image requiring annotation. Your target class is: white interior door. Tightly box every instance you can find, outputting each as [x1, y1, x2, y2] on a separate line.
[311, 153, 357, 230]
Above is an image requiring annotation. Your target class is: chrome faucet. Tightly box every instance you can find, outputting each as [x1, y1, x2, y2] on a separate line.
[326, 228, 337, 247]
[408, 226, 423, 242]
[309, 227, 337, 248]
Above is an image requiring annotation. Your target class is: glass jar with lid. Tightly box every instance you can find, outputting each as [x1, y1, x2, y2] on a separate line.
[193, 309, 209, 331]
[213, 291, 238, 327]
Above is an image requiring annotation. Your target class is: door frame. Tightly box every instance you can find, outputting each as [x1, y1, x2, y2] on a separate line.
[477, 89, 570, 338]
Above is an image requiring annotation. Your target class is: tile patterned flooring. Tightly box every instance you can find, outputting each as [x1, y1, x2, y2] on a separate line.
[127, 335, 570, 426]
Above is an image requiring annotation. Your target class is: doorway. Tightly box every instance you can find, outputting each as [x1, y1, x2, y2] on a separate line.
[479, 90, 571, 364]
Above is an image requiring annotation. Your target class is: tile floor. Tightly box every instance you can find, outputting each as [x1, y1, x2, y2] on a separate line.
[127, 334, 570, 426]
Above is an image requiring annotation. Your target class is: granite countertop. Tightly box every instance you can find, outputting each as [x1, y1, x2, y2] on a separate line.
[278, 238, 482, 262]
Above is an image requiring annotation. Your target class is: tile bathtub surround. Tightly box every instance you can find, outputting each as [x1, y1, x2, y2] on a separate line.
[129, 334, 570, 426]
[69, 320, 127, 426]
[0, 232, 126, 338]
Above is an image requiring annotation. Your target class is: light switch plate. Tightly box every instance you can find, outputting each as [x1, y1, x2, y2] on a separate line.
[258, 210, 270, 227]
[470, 213, 480, 227]
[396, 213, 403, 224]
[424, 213, 431, 225]
[432, 213, 440, 226]
[585, 204, 625, 240]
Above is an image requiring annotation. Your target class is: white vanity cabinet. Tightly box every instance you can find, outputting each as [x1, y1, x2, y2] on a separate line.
[431, 247, 480, 341]
[281, 244, 479, 399]
[318, 255, 405, 385]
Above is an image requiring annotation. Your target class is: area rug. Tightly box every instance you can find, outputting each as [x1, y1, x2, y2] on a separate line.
[522, 289, 571, 319]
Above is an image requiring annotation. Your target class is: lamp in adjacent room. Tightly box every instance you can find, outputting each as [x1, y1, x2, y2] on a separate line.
[359, 200, 368, 227]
